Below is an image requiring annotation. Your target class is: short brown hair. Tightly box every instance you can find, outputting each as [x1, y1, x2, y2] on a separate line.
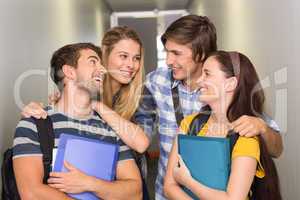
[50, 43, 102, 90]
[161, 15, 217, 63]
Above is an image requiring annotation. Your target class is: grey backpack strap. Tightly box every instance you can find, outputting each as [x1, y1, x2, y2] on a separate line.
[171, 73, 184, 126]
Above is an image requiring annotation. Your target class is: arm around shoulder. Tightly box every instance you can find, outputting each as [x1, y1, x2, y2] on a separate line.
[92, 101, 150, 153]
[261, 125, 283, 158]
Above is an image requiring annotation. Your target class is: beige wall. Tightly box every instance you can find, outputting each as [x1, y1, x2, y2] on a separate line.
[188, 0, 299, 199]
[0, 0, 112, 184]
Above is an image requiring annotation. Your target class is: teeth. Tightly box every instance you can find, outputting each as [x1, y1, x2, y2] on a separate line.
[121, 71, 131, 77]
[93, 77, 102, 81]
[200, 87, 207, 92]
[172, 67, 181, 70]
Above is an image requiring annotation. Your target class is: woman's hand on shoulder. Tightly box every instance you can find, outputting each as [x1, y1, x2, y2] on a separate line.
[48, 91, 61, 105]
[21, 101, 47, 119]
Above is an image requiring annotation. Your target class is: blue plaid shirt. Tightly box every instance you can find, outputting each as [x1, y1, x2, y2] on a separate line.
[134, 67, 204, 199]
[133, 67, 280, 200]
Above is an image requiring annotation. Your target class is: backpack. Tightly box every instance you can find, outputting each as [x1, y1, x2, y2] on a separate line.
[1, 117, 54, 200]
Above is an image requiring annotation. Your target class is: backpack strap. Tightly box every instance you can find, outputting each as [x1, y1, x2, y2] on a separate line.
[228, 130, 239, 157]
[187, 111, 240, 150]
[187, 113, 210, 136]
[171, 75, 184, 127]
[35, 117, 54, 184]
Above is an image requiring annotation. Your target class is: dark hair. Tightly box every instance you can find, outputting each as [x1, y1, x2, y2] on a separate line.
[50, 43, 102, 91]
[209, 51, 282, 200]
[161, 15, 217, 63]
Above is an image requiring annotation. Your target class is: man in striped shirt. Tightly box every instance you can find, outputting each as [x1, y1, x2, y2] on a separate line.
[13, 43, 142, 200]
[133, 15, 283, 199]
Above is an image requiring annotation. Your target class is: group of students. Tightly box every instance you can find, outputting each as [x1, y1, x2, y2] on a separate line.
[13, 14, 283, 200]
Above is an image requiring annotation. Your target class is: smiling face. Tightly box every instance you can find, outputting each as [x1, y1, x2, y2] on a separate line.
[105, 39, 141, 89]
[74, 48, 106, 96]
[198, 56, 236, 105]
[165, 40, 202, 83]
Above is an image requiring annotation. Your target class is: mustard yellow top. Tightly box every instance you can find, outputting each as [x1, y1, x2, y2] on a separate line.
[179, 114, 265, 179]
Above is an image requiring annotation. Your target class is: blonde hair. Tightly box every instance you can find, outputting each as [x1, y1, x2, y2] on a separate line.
[101, 26, 144, 120]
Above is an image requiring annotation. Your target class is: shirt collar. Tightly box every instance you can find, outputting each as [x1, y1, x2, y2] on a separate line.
[171, 79, 181, 89]
[173, 80, 200, 95]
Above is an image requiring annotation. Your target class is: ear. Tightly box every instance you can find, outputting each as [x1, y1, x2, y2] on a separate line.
[62, 65, 76, 81]
[225, 77, 238, 92]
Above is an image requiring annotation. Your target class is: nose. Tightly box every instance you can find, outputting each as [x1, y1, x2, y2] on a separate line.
[125, 58, 135, 70]
[166, 52, 174, 66]
[197, 73, 204, 85]
[96, 63, 107, 76]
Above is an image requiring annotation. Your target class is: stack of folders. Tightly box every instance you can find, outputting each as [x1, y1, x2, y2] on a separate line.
[178, 134, 231, 200]
[53, 133, 119, 200]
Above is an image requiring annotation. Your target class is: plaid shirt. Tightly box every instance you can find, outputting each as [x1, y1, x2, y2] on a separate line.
[134, 67, 204, 199]
[133, 67, 280, 200]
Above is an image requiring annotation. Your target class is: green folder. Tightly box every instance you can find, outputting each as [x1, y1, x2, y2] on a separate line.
[178, 134, 231, 199]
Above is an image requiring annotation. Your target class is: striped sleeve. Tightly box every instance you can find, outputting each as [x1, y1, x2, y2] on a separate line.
[12, 117, 42, 159]
[117, 138, 133, 161]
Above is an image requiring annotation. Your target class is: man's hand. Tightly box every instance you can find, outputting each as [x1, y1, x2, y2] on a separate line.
[231, 115, 267, 137]
[48, 161, 92, 194]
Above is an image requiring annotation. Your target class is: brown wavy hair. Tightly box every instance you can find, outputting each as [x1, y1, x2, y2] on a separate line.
[209, 51, 282, 200]
[161, 15, 217, 63]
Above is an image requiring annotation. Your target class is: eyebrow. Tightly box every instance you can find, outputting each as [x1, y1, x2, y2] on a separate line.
[117, 51, 129, 54]
[164, 48, 182, 54]
[88, 55, 99, 60]
[117, 51, 141, 57]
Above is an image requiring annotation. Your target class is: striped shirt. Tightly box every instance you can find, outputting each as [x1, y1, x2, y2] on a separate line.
[13, 106, 133, 162]
[133, 67, 280, 200]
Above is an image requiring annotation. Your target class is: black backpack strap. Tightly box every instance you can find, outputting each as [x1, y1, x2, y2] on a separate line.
[227, 130, 239, 174]
[171, 74, 184, 127]
[187, 113, 210, 136]
[228, 130, 239, 153]
[35, 117, 54, 184]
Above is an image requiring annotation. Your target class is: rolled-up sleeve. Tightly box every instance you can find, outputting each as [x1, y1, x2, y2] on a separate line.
[262, 113, 280, 133]
[132, 86, 158, 140]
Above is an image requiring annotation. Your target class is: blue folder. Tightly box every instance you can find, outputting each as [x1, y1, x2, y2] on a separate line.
[178, 134, 231, 200]
[54, 133, 119, 200]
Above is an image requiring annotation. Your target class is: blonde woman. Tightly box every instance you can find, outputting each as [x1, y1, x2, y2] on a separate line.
[95, 26, 149, 153]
